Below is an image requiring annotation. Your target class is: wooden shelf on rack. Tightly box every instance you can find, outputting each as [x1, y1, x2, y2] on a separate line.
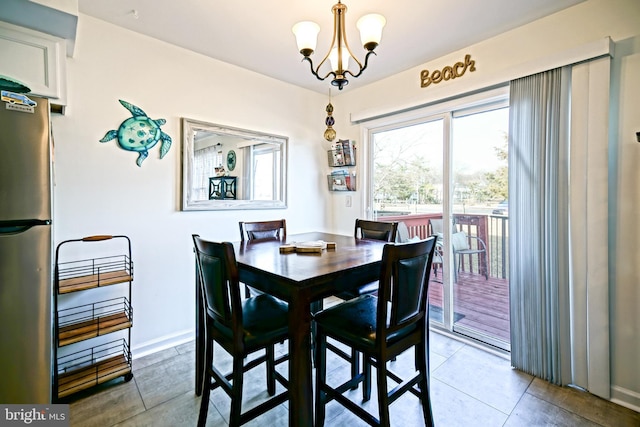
[57, 354, 131, 399]
[58, 270, 132, 294]
[58, 312, 132, 347]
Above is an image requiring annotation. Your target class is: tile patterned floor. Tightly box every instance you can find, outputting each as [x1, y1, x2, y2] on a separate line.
[67, 331, 640, 426]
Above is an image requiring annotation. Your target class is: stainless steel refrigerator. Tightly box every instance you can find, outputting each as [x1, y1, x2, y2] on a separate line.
[0, 95, 53, 403]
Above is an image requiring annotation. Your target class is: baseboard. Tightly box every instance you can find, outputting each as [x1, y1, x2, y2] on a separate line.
[610, 385, 640, 413]
[131, 329, 194, 360]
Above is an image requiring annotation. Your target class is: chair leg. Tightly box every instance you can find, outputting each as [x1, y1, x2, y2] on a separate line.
[376, 358, 390, 427]
[363, 355, 371, 402]
[315, 331, 327, 427]
[311, 299, 324, 368]
[266, 345, 276, 395]
[351, 349, 360, 390]
[454, 254, 459, 282]
[229, 355, 245, 427]
[416, 337, 434, 427]
[483, 251, 489, 279]
[197, 324, 215, 427]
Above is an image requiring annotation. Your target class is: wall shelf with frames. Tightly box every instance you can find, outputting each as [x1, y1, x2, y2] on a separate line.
[328, 139, 356, 191]
[327, 139, 356, 167]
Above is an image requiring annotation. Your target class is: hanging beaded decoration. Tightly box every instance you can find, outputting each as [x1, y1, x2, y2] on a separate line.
[324, 99, 336, 142]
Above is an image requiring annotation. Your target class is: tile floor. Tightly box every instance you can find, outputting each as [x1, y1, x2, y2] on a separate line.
[67, 331, 640, 426]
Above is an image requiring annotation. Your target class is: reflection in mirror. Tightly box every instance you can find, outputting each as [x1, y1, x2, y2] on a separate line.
[181, 118, 287, 210]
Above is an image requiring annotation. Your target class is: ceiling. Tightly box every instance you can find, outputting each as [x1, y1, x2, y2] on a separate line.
[78, 0, 585, 95]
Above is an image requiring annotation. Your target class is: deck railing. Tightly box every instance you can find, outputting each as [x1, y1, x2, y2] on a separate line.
[378, 212, 509, 279]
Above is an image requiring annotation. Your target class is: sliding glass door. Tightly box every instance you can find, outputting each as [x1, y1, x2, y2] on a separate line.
[367, 96, 510, 350]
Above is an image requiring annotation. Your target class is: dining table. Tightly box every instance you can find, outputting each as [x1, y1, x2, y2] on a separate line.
[195, 231, 387, 427]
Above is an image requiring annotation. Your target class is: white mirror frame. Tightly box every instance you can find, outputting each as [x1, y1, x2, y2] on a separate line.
[181, 118, 288, 211]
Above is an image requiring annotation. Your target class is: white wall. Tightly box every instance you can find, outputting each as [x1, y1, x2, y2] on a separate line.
[51, 15, 330, 356]
[46, 0, 640, 410]
[336, 0, 640, 411]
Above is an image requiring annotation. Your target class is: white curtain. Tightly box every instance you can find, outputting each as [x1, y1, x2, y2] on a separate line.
[193, 146, 222, 200]
[508, 57, 610, 398]
[509, 67, 572, 385]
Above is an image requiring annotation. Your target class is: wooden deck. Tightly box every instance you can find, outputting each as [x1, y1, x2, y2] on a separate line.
[378, 212, 511, 346]
[428, 271, 510, 344]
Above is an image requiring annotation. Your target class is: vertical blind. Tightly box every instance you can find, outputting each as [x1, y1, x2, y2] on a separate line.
[508, 56, 610, 398]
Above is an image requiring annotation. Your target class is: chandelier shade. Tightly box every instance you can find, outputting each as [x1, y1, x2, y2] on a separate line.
[292, 21, 320, 56]
[292, 1, 386, 90]
[356, 13, 386, 50]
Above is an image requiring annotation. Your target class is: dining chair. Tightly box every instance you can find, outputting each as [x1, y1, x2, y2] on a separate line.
[329, 219, 398, 390]
[192, 235, 289, 427]
[238, 219, 287, 297]
[314, 237, 437, 427]
[341, 218, 399, 298]
[238, 219, 286, 242]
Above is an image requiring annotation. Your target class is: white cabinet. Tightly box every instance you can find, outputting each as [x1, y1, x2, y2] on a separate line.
[0, 20, 67, 108]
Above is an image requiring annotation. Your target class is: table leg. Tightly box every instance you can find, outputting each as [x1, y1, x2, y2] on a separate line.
[288, 293, 313, 427]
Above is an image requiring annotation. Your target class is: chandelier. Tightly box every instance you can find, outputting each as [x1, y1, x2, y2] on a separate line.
[292, 1, 386, 90]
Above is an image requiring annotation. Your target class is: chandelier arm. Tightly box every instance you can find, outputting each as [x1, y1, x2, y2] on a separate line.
[340, 35, 363, 71]
[343, 51, 377, 79]
[315, 12, 339, 74]
[302, 57, 337, 82]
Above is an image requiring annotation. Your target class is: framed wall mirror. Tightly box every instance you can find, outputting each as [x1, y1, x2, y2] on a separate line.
[181, 118, 288, 210]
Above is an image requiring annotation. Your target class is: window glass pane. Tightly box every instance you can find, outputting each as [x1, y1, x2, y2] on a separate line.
[372, 120, 443, 217]
[371, 119, 444, 324]
[253, 151, 274, 200]
[451, 106, 510, 348]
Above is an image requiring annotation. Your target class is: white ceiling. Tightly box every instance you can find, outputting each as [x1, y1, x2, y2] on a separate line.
[78, 0, 585, 94]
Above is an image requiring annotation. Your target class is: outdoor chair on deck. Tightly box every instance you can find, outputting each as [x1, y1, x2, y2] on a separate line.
[428, 218, 488, 282]
[238, 219, 287, 297]
[452, 230, 488, 282]
[428, 219, 444, 280]
[193, 235, 289, 427]
[314, 237, 437, 427]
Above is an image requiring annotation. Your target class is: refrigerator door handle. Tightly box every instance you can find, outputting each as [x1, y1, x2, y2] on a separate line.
[0, 219, 52, 235]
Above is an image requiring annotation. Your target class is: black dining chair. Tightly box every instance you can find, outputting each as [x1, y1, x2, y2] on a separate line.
[192, 235, 289, 427]
[330, 219, 398, 392]
[338, 219, 398, 299]
[314, 237, 437, 427]
[239, 219, 287, 242]
[238, 219, 287, 297]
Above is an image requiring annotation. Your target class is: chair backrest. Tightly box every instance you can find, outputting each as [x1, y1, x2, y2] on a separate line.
[239, 219, 287, 241]
[192, 235, 242, 331]
[396, 221, 411, 243]
[376, 237, 437, 339]
[451, 231, 470, 251]
[354, 219, 398, 242]
[429, 218, 443, 237]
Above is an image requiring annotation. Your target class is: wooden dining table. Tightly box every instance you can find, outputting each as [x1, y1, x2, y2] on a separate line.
[195, 231, 387, 427]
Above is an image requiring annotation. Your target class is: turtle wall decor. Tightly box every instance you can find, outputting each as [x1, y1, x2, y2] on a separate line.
[100, 100, 172, 167]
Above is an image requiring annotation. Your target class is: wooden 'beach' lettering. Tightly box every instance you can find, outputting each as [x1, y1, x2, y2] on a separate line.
[420, 54, 476, 88]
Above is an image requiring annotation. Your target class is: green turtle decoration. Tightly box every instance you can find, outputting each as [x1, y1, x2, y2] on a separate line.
[100, 100, 172, 167]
